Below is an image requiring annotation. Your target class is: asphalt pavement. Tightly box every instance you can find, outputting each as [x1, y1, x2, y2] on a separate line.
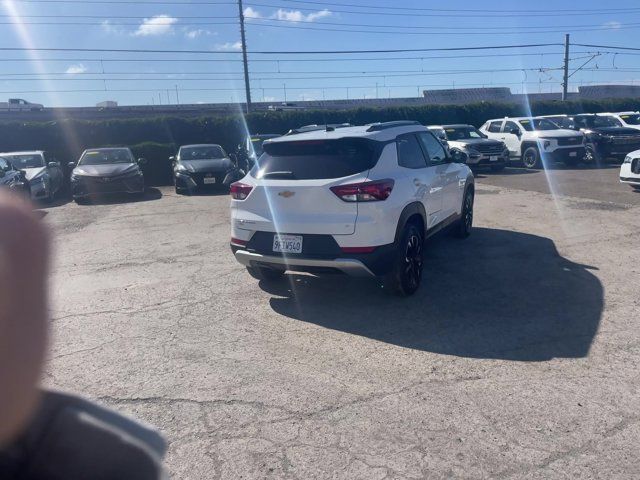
[40, 166, 640, 479]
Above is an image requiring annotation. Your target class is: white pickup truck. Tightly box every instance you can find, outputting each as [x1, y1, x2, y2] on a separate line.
[480, 117, 586, 169]
[0, 98, 44, 112]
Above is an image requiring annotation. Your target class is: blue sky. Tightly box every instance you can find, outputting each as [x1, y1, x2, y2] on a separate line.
[1, 0, 639, 107]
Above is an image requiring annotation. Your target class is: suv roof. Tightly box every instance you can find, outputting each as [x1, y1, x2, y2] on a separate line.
[269, 122, 428, 144]
[0, 150, 44, 155]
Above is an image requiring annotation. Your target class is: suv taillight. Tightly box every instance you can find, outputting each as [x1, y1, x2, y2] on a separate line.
[230, 182, 253, 200]
[330, 179, 394, 202]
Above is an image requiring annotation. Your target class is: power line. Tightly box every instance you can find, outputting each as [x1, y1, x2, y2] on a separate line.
[0, 43, 564, 55]
[246, 2, 640, 18]
[279, 0, 640, 14]
[243, 21, 640, 36]
[574, 43, 640, 52]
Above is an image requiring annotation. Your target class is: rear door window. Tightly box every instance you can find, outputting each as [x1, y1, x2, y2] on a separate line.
[254, 138, 378, 180]
[488, 121, 503, 133]
[396, 134, 428, 169]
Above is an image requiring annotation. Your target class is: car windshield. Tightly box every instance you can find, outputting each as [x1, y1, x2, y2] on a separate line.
[79, 149, 134, 165]
[519, 118, 559, 131]
[619, 114, 640, 125]
[547, 117, 576, 129]
[180, 145, 226, 160]
[2, 154, 44, 168]
[444, 126, 485, 140]
[580, 116, 623, 128]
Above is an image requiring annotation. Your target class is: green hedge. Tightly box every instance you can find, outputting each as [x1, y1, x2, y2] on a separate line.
[2, 98, 640, 185]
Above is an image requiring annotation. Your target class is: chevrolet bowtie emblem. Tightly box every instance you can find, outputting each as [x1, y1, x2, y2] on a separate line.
[278, 191, 295, 198]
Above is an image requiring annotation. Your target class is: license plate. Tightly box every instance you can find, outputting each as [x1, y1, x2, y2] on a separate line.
[569, 152, 577, 157]
[489, 155, 499, 162]
[273, 234, 303, 254]
[203, 177, 216, 184]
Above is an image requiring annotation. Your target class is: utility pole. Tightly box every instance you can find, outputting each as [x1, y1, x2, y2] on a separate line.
[562, 33, 570, 101]
[238, 0, 252, 113]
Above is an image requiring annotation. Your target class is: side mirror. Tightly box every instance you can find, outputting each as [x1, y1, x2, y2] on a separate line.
[451, 150, 466, 164]
[510, 128, 521, 136]
[168, 156, 175, 162]
[137, 158, 147, 166]
[48, 161, 59, 168]
[67, 162, 76, 169]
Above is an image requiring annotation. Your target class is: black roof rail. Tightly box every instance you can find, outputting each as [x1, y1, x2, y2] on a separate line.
[285, 123, 352, 136]
[366, 120, 421, 132]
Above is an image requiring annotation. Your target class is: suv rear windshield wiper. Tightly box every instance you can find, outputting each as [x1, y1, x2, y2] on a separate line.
[260, 171, 297, 179]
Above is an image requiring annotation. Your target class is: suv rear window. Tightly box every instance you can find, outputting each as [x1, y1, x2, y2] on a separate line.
[253, 138, 378, 180]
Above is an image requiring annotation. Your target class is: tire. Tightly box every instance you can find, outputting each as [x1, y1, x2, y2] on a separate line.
[453, 189, 474, 239]
[632, 185, 640, 191]
[583, 144, 599, 165]
[246, 266, 285, 281]
[490, 164, 506, 172]
[383, 222, 424, 297]
[522, 146, 542, 169]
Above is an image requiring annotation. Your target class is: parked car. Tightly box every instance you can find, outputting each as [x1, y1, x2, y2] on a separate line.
[620, 150, 640, 190]
[0, 155, 29, 196]
[565, 114, 640, 163]
[69, 148, 145, 203]
[538, 114, 576, 130]
[171, 144, 244, 195]
[238, 134, 281, 171]
[429, 124, 509, 171]
[230, 121, 475, 296]
[0, 150, 63, 202]
[480, 117, 585, 169]
[0, 98, 44, 112]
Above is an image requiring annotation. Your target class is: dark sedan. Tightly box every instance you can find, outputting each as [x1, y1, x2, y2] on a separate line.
[172, 144, 244, 195]
[0, 155, 29, 196]
[69, 148, 145, 203]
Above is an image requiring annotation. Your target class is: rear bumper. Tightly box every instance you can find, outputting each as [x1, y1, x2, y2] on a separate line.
[234, 250, 376, 277]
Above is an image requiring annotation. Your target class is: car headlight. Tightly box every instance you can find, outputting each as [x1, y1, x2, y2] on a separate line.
[624, 156, 633, 164]
[176, 164, 190, 174]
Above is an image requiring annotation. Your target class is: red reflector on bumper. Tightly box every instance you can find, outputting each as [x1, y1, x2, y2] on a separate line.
[340, 246, 377, 254]
[231, 237, 247, 246]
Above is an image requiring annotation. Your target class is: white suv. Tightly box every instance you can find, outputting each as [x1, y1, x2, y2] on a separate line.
[620, 150, 640, 190]
[480, 117, 585, 169]
[230, 121, 475, 296]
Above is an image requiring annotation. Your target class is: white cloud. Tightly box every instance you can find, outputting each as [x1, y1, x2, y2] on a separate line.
[185, 28, 212, 39]
[603, 21, 622, 30]
[244, 7, 332, 23]
[101, 20, 124, 35]
[273, 8, 332, 22]
[243, 7, 262, 19]
[65, 63, 88, 74]
[215, 41, 242, 51]
[133, 15, 178, 37]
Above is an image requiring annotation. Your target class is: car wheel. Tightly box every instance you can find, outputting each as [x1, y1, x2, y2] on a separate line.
[490, 164, 506, 172]
[632, 185, 640, 191]
[246, 266, 285, 281]
[453, 189, 474, 239]
[383, 222, 424, 297]
[522, 146, 541, 169]
[583, 144, 599, 165]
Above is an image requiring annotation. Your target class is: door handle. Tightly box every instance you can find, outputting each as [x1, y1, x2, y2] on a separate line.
[413, 178, 424, 187]
[429, 186, 443, 194]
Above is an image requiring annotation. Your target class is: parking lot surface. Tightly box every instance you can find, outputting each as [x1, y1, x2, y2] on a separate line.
[42, 166, 639, 479]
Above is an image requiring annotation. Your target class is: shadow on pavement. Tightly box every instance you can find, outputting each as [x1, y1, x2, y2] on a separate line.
[261, 228, 603, 362]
